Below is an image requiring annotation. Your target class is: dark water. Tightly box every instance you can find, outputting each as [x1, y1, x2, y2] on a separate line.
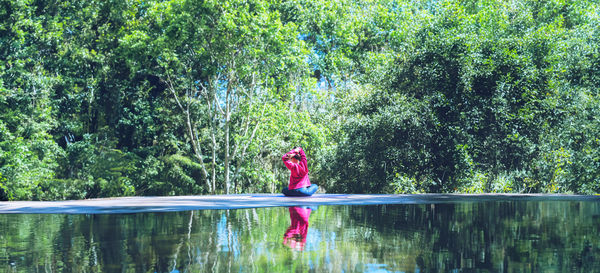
[1, 201, 599, 272]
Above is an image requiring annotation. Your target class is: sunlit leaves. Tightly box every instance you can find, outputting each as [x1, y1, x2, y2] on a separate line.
[322, 0, 600, 194]
[1, 0, 599, 198]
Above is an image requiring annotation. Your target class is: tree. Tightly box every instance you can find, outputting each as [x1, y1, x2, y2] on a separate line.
[121, 0, 311, 193]
[0, 0, 63, 199]
[321, 0, 600, 193]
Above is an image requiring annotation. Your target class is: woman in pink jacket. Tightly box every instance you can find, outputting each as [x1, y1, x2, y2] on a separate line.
[282, 147, 318, 196]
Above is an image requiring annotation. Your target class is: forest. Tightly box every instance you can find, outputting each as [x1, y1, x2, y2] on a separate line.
[1, 0, 599, 200]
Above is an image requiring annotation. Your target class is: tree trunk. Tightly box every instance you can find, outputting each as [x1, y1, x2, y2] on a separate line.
[164, 74, 212, 193]
[187, 110, 212, 193]
[231, 105, 265, 192]
[211, 129, 217, 194]
[224, 85, 231, 194]
[206, 85, 218, 194]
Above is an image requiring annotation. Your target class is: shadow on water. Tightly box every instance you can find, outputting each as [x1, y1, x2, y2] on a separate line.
[0, 198, 599, 272]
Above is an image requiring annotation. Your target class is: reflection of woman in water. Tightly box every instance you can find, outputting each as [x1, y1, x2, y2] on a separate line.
[282, 147, 318, 196]
[283, 206, 312, 251]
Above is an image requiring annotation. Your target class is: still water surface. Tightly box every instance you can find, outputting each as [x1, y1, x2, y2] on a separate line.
[1, 200, 599, 272]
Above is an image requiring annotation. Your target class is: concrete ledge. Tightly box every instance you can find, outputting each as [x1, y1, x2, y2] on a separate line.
[0, 194, 598, 214]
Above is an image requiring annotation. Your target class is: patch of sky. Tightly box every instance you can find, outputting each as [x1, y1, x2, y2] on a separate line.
[420, 0, 442, 15]
[195, 247, 203, 265]
[137, 1, 149, 17]
[363, 263, 398, 273]
[297, 33, 310, 41]
[323, 230, 334, 264]
[216, 213, 241, 257]
[304, 228, 320, 252]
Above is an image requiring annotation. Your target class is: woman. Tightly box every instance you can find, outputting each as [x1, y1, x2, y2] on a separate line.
[282, 146, 318, 196]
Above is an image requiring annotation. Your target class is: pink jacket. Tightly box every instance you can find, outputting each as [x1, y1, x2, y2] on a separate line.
[282, 147, 311, 189]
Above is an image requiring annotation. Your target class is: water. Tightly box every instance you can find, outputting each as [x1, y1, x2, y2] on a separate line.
[1, 201, 599, 272]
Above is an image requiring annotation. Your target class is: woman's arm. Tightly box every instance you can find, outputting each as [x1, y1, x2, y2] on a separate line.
[282, 150, 295, 162]
[296, 147, 307, 163]
[282, 147, 308, 175]
[296, 147, 308, 175]
[282, 149, 300, 172]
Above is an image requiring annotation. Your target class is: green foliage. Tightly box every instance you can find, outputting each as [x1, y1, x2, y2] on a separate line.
[153, 154, 206, 195]
[1, 0, 599, 199]
[321, 0, 600, 194]
[0, 0, 64, 199]
[46, 135, 138, 200]
[0, 171, 10, 201]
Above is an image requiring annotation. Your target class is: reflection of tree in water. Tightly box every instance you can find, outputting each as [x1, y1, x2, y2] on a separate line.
[347, 202, 600, 272]
[0, 202, 599, 272]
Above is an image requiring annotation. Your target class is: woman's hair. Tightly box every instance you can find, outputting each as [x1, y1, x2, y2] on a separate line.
[292, 153, 301, 160]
